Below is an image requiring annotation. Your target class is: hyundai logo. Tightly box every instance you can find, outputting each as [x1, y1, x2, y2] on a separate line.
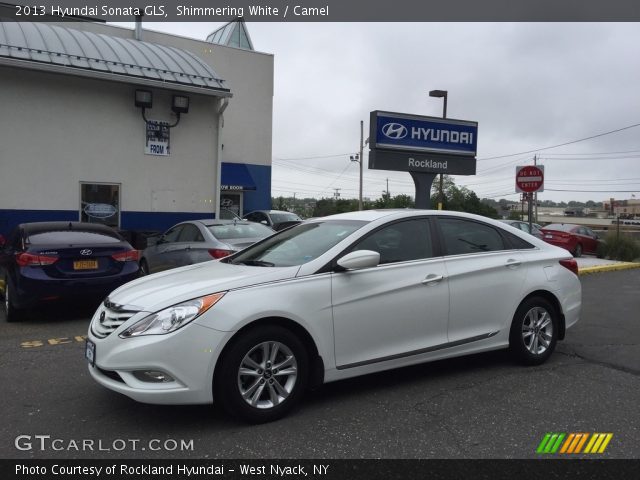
[80, 249, 92, 256]
[382, 122, 408, 140]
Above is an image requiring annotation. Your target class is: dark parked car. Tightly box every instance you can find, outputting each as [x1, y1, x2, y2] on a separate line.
[0, 222, 140, 322]
[500, 220, 544, 239]
[540, 223, 602, 257]
[140, 219, 275, 275]
[243, 210, 302, 231]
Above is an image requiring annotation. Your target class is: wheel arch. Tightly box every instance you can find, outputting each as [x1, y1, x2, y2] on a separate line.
[214, 316, 325, 390]
[518, 290, 566, 340]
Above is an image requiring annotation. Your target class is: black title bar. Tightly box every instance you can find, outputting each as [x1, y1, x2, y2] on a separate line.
[1, 0, 640, 22]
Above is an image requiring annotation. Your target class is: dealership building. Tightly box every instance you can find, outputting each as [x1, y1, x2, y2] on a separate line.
[0, 18, 273, 237]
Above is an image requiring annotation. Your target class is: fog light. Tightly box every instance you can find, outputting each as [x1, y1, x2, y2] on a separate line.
[133, 370, 174, 383]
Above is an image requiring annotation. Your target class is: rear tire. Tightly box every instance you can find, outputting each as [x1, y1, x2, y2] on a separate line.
[4, 279, 23, 323]
[214, 325, 308, 423]
[573, 243, 583, 258]
[509, 297, 558, 366]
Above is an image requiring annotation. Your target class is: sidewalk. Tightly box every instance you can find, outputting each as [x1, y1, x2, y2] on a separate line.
[576, 256, 640, 276]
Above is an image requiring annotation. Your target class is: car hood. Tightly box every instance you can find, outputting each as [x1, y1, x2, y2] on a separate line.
[106, 261, 300, 312]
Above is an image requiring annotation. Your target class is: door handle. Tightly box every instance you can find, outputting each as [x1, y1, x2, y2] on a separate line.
[421, 274, 444, 285]
[505, 259, 521, 268]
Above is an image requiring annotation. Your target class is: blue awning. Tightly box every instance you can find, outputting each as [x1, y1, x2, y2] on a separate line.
[221, 163, 257, 191]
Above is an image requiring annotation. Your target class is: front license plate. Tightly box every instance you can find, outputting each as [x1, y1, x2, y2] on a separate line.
[74, 260, 98, 270]
[85, 339, 96, 366]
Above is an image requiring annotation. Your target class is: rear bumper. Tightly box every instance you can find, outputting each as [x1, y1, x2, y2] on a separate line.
[12, 267, 139, 308]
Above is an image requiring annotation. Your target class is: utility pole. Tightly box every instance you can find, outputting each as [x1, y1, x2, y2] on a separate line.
[333, 188, 341, 200]
[359, 120, 364, 210]
[534, 155, 538, 224]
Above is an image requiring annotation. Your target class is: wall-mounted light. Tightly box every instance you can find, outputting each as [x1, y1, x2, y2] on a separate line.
[172, 95, 189, 114]
[135, 89, 153, 109]
[135, 89, 188, 128]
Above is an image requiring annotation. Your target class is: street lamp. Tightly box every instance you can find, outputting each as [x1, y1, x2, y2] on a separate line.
[429, 89, 448, 209]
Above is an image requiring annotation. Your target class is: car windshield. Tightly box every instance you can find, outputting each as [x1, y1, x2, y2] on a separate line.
[208, 223, 274, 240]
[228, 220, 365, 267]
[270, 213, 301, 223]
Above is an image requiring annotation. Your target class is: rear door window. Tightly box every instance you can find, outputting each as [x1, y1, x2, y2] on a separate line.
[178, 224, 204, 242]
[438, 218, 505, 255]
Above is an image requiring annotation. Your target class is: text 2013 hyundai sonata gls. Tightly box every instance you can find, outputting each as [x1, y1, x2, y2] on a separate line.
[87, 210, 581, 423]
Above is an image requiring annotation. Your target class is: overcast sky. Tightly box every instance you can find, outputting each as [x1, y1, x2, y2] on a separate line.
[124, 22, 640, 204]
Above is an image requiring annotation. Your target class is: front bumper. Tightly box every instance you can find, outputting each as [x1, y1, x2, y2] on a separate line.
[87, 322, 230, 405]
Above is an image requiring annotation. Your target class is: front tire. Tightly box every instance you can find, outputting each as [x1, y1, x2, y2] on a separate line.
[214, 325, 308, 423]
[509, 297, 558, 365]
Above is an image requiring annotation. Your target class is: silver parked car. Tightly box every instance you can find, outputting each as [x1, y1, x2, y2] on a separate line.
[140, 220, 275, 275]
[243, 210, 302, 231]
[500, 219, 544, 239]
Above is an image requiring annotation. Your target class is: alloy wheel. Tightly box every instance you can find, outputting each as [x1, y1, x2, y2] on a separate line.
[237, 341, 298, 409]
[521, 307, 553, 355]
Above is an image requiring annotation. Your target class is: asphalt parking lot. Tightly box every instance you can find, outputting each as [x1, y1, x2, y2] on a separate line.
[1, 269, 638, 459]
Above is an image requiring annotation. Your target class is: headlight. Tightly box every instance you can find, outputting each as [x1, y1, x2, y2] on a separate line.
[119, 292, 226, 338]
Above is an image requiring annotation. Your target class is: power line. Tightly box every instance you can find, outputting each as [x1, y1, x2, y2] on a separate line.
[477, 122, 640, 161]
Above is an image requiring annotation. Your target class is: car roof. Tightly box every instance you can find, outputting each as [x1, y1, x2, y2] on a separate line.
[189, 219, 255, 227]
[543, 223, 579, 231]
[310, 209, 512, 225]
[244, 210, 297, 215]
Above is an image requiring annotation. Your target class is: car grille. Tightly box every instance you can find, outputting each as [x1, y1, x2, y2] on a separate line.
[91, 299, 141, 339]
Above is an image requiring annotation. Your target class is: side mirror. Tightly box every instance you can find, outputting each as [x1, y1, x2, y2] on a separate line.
[0, 234, 5, 248]
[336, 250, 380, 270]
[260, 220, 268, 225]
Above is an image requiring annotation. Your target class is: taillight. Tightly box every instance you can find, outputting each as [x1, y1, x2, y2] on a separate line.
[112, 250, 140, 262]
[16, 252, 58, 267]
[208, 249, 233, 259]
[559, 258, 579, 276]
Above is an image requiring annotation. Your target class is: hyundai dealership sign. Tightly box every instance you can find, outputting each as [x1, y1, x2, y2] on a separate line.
[369, 111, 478, 175]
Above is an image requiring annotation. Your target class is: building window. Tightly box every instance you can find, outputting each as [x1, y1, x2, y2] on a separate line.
[220, 192, 243, 219]
[80, 182, 120, 229]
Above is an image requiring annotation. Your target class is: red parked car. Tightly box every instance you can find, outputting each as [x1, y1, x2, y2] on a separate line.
[540, 223, 602, 257]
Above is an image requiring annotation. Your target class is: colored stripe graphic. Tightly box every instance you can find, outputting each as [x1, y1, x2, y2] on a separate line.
[538, 433, 613, 454]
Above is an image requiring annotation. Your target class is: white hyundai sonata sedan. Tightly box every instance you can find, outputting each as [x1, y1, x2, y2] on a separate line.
[86, 210, 581, 423]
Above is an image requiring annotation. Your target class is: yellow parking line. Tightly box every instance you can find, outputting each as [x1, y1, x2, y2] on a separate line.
[20, 336, 86, 348]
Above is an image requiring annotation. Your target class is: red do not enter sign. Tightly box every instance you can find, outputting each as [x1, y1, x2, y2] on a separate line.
[515, 165, 544, 193]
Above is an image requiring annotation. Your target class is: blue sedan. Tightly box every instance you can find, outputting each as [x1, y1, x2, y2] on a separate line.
[0, 222, 140, 322]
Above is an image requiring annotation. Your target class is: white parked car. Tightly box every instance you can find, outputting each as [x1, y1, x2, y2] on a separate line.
[86, 210, 581, 423]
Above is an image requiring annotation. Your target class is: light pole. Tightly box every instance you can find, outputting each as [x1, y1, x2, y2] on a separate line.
[429, 89, 447, 210]
[350, 120, 366, 210]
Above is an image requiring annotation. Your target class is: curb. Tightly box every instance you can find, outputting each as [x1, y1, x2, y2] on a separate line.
[579, 262, 640, 276]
